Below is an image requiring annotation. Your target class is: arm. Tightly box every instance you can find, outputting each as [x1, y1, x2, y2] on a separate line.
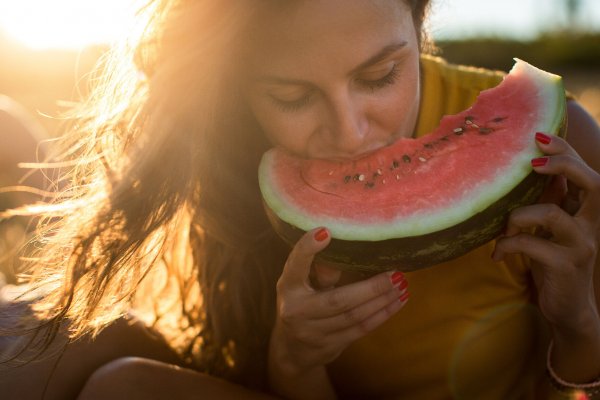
[494, 99, 600, 389]
[267, 228, 409, 399]
[551, 100, 600, 383]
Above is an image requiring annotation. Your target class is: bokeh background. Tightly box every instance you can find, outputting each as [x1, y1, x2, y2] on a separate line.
[0, 0, 599, 284]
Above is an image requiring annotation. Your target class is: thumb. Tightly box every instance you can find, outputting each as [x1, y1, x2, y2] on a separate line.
[279, 227, 331, 291]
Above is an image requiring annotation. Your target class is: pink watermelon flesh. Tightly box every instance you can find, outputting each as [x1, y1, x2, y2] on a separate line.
[259, 59, 566, 271]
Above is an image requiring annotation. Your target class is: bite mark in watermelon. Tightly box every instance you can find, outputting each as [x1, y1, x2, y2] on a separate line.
[258, 59, 567, 273]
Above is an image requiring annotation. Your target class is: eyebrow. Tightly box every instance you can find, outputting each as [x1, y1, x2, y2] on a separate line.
[256, 41, 408, 86]
[349, 41, 408, 75]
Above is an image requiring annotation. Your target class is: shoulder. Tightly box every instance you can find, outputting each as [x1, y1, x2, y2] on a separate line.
[565, 99, 600, 173]
[420, 54, 505, 92]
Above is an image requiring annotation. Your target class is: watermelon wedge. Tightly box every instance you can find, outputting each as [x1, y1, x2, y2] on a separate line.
[258, 59, 567, 273]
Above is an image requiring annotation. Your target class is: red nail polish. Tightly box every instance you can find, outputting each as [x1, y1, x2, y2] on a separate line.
[397, 279, 409, 290]
[399, 291, 410, 302]
[531, 157, 549, 167]
[314, 228, 329, 242]
[390, 271, 404, 285]
[535, 132, 552, 145]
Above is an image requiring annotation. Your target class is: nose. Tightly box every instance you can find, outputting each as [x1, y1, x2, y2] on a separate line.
[321, 93, 369, 158]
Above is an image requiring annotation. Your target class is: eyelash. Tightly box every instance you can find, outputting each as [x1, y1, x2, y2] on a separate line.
[358, 64, 400, 91]
[272, 64, 400, 112]
[272, 93, 313, 112]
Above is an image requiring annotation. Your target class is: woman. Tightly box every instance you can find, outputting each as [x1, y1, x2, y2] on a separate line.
[1, 0, 599, 399]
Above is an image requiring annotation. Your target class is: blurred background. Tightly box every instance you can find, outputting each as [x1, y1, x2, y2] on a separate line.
[0, 0, 599, 284]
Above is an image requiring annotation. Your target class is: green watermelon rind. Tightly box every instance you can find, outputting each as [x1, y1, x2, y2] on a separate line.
[259, 59, 566, 243]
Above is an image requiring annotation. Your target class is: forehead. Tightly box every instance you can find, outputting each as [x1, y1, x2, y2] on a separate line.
[246, 0, 415, 75]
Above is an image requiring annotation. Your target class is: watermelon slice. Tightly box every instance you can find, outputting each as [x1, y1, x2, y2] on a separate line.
[258, 59, 567, 273]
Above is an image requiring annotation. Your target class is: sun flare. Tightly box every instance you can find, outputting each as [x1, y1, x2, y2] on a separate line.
[0, 0, 140, 50]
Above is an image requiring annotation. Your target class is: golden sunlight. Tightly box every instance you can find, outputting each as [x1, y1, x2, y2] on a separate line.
[0, 0, 139, 50]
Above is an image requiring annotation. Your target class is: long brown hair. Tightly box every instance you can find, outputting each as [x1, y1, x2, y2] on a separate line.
[1, 0, 431, 389]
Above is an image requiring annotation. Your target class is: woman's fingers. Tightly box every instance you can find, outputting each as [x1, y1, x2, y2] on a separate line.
[291, 282, 409, 346]
[278, 227, 331, 292]
[307, 270, 406, 319]
[316, 277, 409, 331]
[275, 227, 413, 362]
[494, 231, 565, 267]
[534, 134, 600, 223]
[326, 294, 409, 345]
[501, 202, 583, 245]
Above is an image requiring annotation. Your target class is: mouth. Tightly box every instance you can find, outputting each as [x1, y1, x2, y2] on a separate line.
[313, 133, 406, 162]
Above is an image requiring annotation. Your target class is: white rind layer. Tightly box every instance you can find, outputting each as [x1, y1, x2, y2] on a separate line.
[259, 59, 565, 241]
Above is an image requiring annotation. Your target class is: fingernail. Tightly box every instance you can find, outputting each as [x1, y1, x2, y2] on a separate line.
[314, 228, 329, 242]
[531, 157, 549, 167]
[535, 132, 552, 145]
[397, 279, 409, 290]
[399, 291, 410, 302]
[390, 271, 405, 285]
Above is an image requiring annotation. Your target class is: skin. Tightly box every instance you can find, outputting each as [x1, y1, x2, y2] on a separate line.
[244, 1, 600, 398]
[243, 1, 417, 397]
[243, 0, 420, 160]
[1, 1, 600, 399]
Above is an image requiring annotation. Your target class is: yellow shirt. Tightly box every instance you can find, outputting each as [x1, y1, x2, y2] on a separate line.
[327, 55, 549, 399]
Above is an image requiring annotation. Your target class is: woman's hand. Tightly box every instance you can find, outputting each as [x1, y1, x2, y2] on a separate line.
[268, 227, 409, 399]
[493, 132, 600, 383]
[493, 133, 600, 330]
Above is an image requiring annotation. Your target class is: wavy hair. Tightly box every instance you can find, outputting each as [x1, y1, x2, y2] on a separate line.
[1, 0, 431, 389]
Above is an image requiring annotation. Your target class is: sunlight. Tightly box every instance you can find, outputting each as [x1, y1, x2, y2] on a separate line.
[0, 0, 140, 50]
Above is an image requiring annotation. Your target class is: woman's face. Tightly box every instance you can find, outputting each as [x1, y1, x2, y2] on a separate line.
[243, 0, 421, 160]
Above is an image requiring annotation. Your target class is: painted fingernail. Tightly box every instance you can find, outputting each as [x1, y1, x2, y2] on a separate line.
[531, 157, 549, 167]
[314, 228, 329, 242]
[390, 271, 405, 285]
[399, 291, 410, 302]
[535, 132, 552, 145]
[397, 279, 409, 290]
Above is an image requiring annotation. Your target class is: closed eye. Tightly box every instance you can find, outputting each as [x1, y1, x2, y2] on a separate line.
[270, 91, 313, 112]
[356, 64, 399, 91]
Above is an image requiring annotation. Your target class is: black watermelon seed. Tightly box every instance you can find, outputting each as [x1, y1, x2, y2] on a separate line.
[365, 182, 375, 189]
[402, 155, 411, 163]
[344, 175, 351, 183]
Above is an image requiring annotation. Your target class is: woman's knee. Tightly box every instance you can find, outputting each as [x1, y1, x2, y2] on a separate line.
[78, 356, 160, 399]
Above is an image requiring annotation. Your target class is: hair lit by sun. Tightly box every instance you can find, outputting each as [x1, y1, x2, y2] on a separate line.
[0, 0, 140, 50]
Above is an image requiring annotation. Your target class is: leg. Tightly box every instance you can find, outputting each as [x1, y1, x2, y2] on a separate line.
[0, 313, 183, 400]
[78, 357, 275, 400]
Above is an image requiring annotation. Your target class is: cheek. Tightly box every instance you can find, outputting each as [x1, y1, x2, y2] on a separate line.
[371, 80, 420, 137]
[250, 101, 314, 151]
